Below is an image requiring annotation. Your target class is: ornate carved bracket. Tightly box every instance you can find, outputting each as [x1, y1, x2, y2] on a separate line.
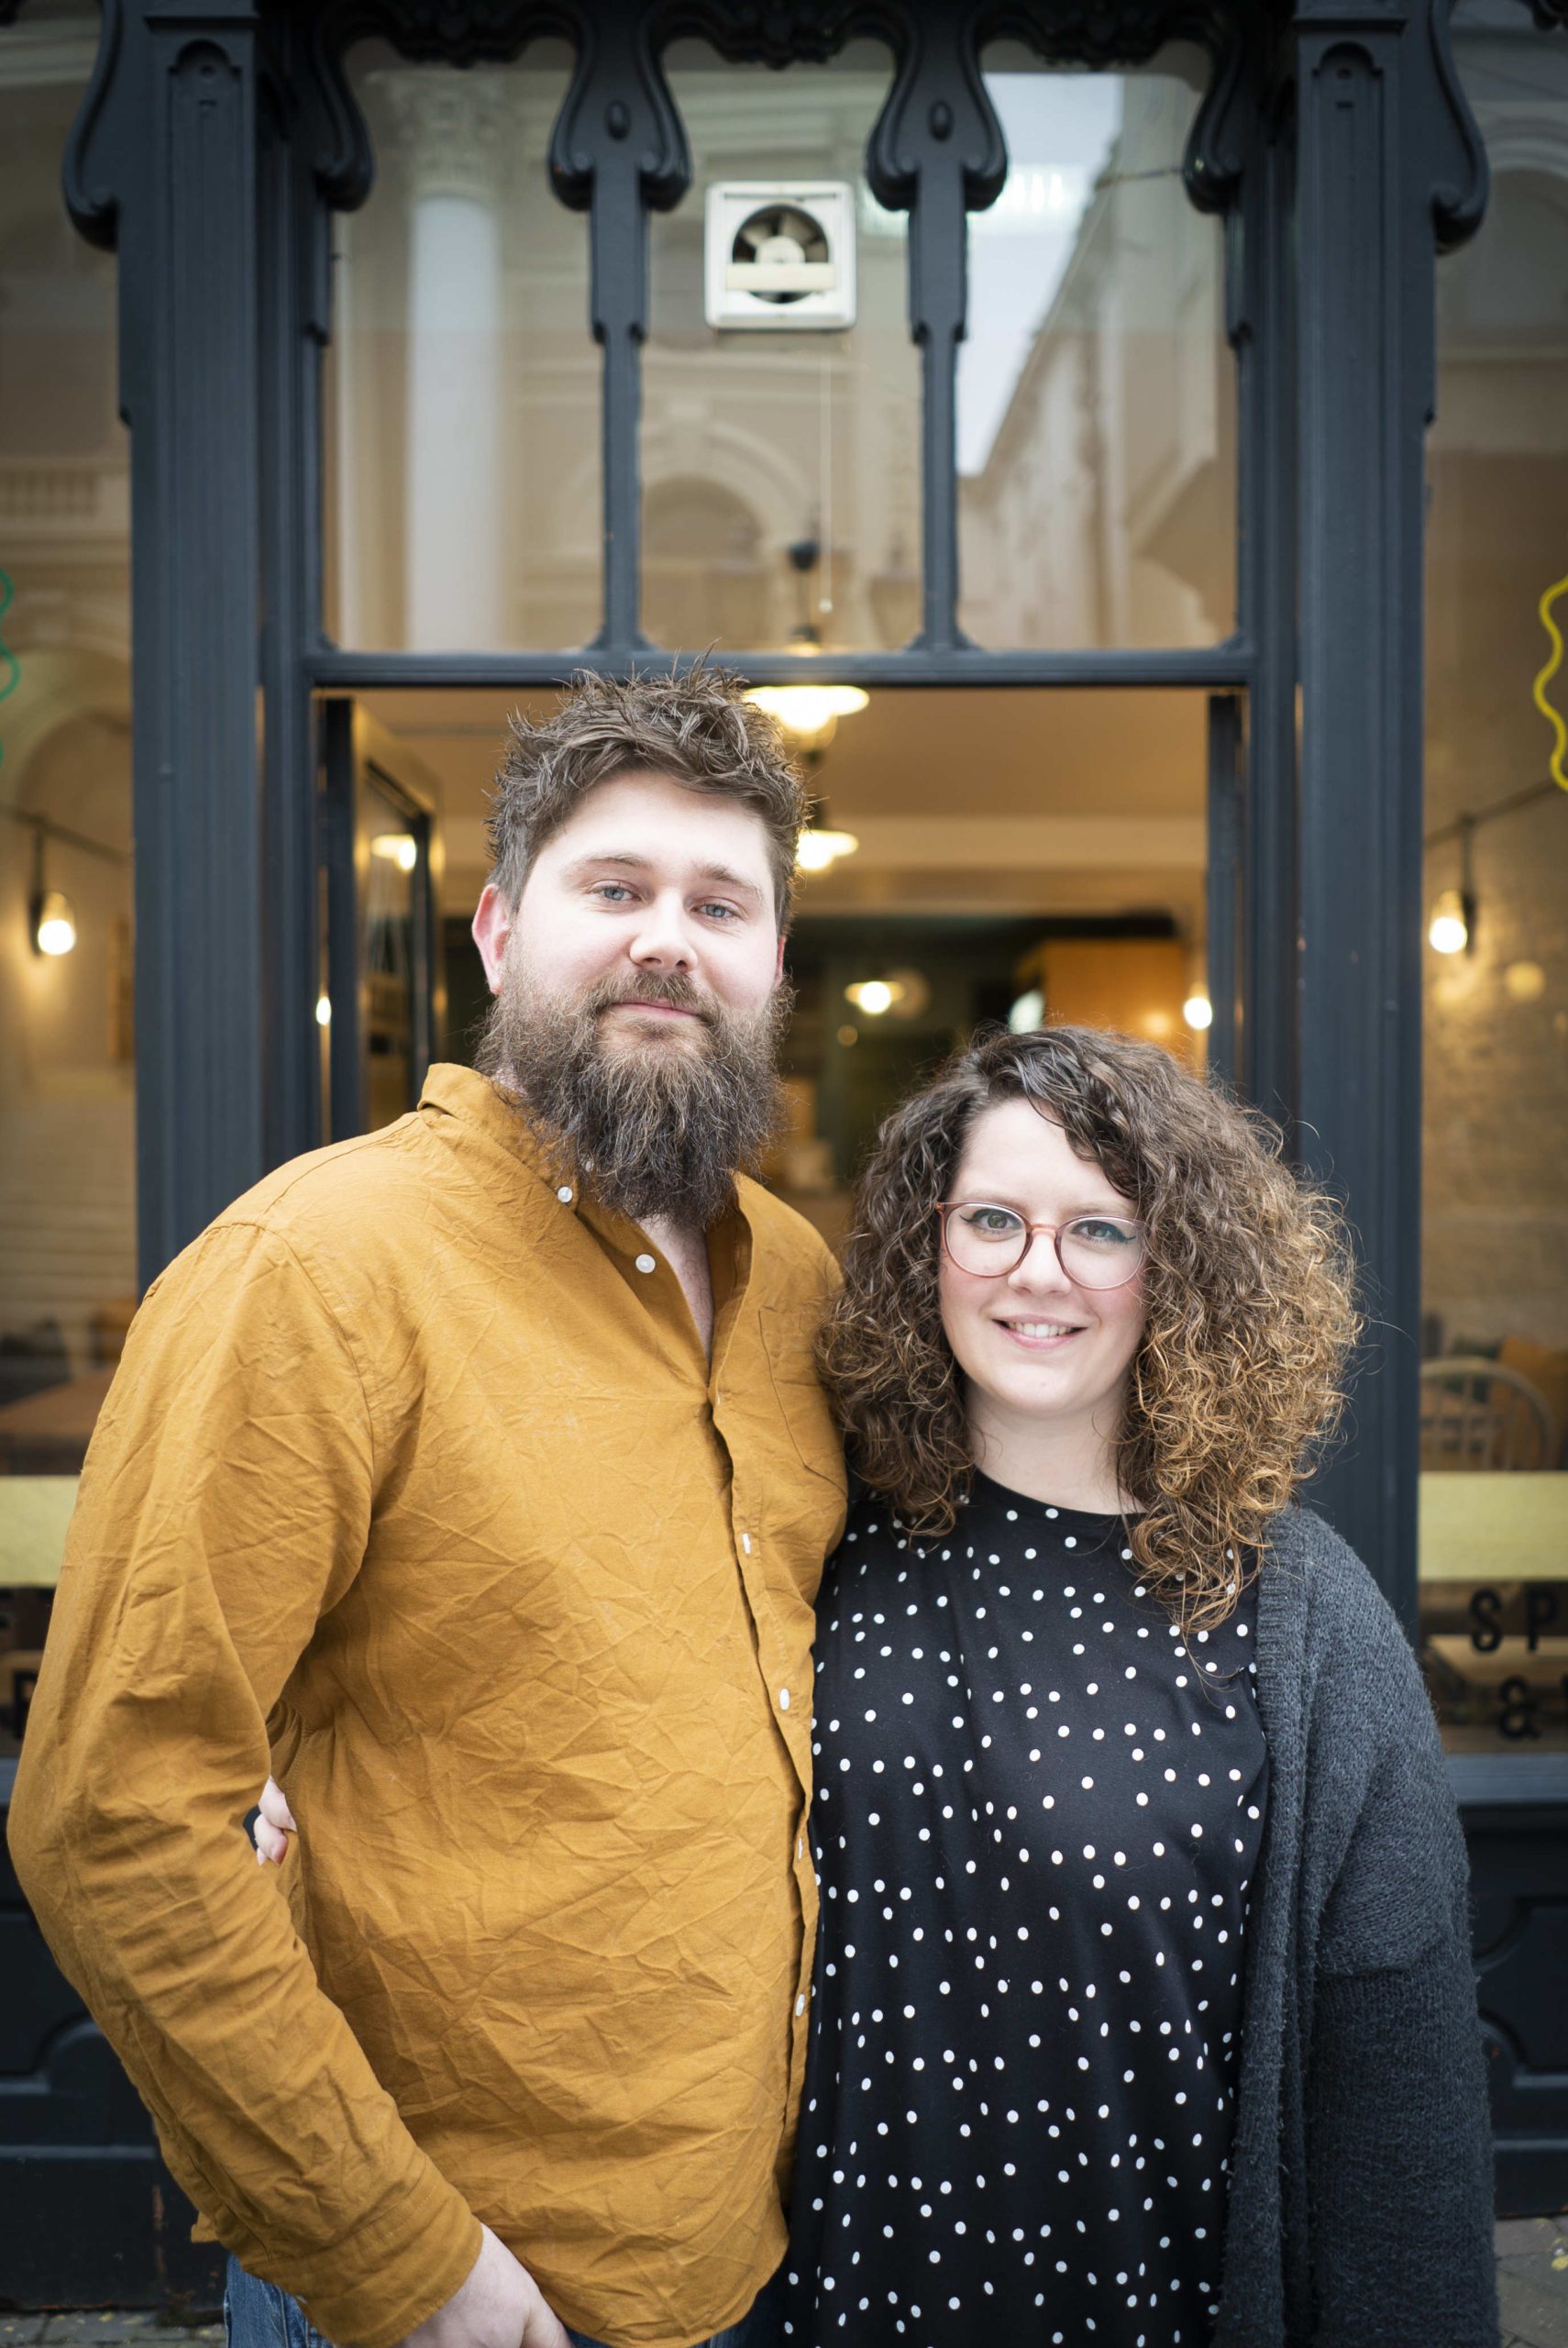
[61, 0, 127, 249]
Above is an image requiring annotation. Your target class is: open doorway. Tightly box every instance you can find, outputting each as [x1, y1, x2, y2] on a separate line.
[345, 682, 1229, 1251]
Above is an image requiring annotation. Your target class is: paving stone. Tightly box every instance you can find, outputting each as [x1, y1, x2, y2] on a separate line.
[0, 2323, 49, 2345]
[37, 2324, 217, 2347]
[1499, 2268, 1568, 2348]
[1499, 2220, 1568, 2259]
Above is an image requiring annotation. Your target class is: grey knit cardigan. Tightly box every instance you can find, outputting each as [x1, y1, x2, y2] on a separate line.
[1214, 1505, 1496, 2346]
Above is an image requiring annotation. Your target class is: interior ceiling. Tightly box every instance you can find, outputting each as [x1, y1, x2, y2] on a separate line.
[355, 684, 1212, 934]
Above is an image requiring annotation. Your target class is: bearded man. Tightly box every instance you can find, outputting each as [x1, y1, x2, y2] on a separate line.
[10, 671, 848, 2348]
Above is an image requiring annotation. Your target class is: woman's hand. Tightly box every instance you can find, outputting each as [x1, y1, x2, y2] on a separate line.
[253, 1776, 296, 1866]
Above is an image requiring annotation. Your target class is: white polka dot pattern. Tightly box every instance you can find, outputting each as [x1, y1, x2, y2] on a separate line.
[781, 1476, 1267, 2348]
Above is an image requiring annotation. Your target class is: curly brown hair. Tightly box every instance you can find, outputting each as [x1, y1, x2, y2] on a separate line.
[488, 666, 809, 925]
[818, 1025, 1361, 1631]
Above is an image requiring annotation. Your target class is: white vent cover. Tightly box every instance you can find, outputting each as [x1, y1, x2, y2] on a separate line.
[704, 182, 856, 331]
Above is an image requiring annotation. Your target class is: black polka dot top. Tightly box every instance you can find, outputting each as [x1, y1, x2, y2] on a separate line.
[781, 1474, 1268, 2348]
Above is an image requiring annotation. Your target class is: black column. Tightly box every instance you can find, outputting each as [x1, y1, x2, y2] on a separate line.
[66, 0, 268, 1287]
[1235, 76, 1299, 1146]
[257, 18, 336, 1171]
[1291, 0, 1485, 1623]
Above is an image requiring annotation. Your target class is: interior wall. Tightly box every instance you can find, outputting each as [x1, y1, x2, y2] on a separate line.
[0, 25, 136, 1399]
[1423, 155, 1568, 1357]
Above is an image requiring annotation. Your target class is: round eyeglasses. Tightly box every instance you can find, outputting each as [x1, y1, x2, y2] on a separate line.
[936, 1202, 1145, 1289]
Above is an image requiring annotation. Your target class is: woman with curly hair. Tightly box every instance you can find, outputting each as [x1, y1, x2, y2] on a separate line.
[778, 1023, 1494, 2348]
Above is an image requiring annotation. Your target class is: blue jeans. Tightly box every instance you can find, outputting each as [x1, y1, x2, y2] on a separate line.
[225, 2253, 780, 2348]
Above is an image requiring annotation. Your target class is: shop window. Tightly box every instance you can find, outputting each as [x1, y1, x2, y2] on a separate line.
[1419, 5, 1568, 1753]
[323, 39, 598, 654]
[642, 40, 921, 655]
[957, 46, 1234, 652]
[0, 9, 133, 1748]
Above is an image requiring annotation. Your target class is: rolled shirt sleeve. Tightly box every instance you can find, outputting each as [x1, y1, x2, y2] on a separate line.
[7, 1221, 483, 2348]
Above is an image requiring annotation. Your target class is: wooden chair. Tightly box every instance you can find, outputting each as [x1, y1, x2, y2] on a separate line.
[1418, 1357, 1557, 1472]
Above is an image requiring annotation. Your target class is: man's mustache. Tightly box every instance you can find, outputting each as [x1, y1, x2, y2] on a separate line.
[588, 971, 716, 1025]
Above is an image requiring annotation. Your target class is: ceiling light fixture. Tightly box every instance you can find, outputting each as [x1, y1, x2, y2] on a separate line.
[370, 832, 419, 872]
[747, 681, 868, 755]
[796, 825, 859, 872]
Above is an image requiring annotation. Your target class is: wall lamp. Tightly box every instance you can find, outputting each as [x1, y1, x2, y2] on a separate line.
[28, 821, 76, 957]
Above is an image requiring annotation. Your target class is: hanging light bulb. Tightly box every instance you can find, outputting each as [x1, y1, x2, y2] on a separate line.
[1427, 887, 1470, 956]
[1183, 992, 1213, 1032]
[28, 823, 76, 957]
[32, 888, 76, 957]
[1427, 814, 1476, 957]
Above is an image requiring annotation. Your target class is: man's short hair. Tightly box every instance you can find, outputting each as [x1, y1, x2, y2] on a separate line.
[487, 668, 810, 926]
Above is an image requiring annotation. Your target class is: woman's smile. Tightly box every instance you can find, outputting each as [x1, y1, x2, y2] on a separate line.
[993, 1313, 1088, 1347]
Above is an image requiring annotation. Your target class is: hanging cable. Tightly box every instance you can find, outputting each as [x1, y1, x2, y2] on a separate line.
[0, 566, 18, 776]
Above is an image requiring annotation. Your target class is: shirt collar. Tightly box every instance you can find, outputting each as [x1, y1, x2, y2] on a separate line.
[416, 1059, 752, 1284]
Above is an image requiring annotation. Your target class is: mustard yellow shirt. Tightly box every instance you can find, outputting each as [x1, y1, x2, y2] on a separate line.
[10, 1065, 847, 2348]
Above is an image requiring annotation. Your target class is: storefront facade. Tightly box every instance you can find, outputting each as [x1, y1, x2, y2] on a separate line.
[1, 0, 1565, 2300]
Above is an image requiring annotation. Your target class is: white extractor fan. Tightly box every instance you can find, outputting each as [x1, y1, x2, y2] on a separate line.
[704, 182, 857, 331]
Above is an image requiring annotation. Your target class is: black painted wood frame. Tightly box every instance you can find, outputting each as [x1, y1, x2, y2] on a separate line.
[41, 0, 1565, 1643]
[6, 0, 1568, 2247]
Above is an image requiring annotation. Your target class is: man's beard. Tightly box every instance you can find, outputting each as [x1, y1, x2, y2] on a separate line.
[476, 962, 792, 1229]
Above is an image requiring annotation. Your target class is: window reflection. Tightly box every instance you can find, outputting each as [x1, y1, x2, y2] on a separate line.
[0, 9, 133, 1723]
[642, 42, 921, 655]
[324, 41, 599, 653]
[363, 786, 425, 1134]
[1419, 4, 1568, 1752]
[957, 48, 1234, 652]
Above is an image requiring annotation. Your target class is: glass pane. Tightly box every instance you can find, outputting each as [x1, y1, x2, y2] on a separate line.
[642, 42, 920, 655]
[363, 781, 423, 1133]
[1419, 5, 1568, 1753]
[324, 41, 600, 653]
[0, 8, 134, 1727]
[957, 48, 1234, 651]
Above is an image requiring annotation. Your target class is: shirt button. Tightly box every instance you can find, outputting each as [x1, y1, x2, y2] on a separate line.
[778, 1688, 790, 1711]
[556, 1185, 573, 1203]
[795, 1994, 806, 2017]
[635, 1253, 657, 1274]
[740, 1533, 753, 1555]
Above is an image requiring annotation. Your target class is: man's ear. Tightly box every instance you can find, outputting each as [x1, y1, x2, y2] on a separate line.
[472, 882, 513, 996]
[774, 931, 788, 989]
